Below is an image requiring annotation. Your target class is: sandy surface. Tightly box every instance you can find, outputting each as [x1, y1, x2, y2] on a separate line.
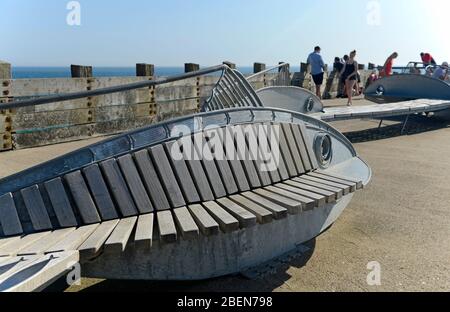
[1, 97, 449, 292]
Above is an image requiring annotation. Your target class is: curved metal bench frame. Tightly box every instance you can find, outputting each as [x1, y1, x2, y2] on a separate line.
[0, 107, 357, 198]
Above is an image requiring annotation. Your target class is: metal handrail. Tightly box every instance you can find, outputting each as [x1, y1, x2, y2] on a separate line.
[246, 63, 290, 80]
[0, 64, 228, 110]
[0, 63, 292, 111]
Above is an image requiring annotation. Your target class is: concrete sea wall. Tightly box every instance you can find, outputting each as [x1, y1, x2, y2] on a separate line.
[0, 61, 372, 152]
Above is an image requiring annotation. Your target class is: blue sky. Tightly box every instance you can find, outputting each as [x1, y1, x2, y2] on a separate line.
[1, 0, 449, 67]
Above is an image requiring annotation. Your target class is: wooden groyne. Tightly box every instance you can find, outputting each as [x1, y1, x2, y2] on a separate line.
[0, 61, 372, 151]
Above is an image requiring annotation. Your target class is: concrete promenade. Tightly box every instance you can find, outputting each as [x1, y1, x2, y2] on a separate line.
[1, 98, 449, 292]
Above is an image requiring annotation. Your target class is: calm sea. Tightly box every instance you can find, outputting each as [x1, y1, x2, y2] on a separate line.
[11, 66, 301, 79]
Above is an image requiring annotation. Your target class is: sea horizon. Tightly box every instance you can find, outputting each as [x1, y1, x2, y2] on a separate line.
[11, 65, 302, 79]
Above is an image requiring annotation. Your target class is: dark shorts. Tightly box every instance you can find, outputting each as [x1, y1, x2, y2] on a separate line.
[312, 72, 324, 85]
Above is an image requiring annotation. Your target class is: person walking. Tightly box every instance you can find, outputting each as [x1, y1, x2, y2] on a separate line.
[307, 46, 326, 99]
[340, 50, 359, 106]
[380, 52, 398, 77]
[338, 55, 350, 98]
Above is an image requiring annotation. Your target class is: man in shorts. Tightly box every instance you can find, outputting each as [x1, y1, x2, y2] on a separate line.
[307, 46, 326, 99]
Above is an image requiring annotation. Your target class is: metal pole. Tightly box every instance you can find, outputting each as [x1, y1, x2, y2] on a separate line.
[246, 63, 289, 80]
[0, 65, 227, 111]
[401, 114, 410, 135]
[378, 119, 384, 129]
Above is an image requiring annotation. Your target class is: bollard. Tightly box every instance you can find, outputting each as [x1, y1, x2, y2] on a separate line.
[136, 63, 155, 77]
[358, 64, 366, 70]
[185, 63, 200, 73]
[300, 62, 309, 73]
[71, 65, 93, 78]
[0, 61, 12, 151]
[368, 63, 375, 70]
[0, 61, 11, 80]
[253, 63, 266, 73]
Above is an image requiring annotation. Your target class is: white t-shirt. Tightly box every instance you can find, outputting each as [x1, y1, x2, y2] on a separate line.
[432, 67, 448, 80]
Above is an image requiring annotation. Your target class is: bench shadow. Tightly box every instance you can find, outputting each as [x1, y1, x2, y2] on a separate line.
[46, 239, 317, 293]
[344, 115, 450, 143]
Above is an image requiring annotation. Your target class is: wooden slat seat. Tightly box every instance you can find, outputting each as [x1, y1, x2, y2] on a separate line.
[44, 178, 78, 228]
[293, 177, 344, 199]
[0, 193, 23, 237]
[273, 183, 327, 208]
[229, 195, 273, 224]
[133, 150, 171, 211]
[202, 202, 240, 233]
[188, 205, 220, 237]
[283, 180, 336, 203]
[65, 171, 102, 224]
[173, 207, 199, 240]
[18, 228, 76, 256]
[317, 171, 364, 190]
[281, 123, 306, 174]
[193, 133, 227, 198]
[216, 198, 257, 228]
[309, 172, 361, 191]
[217, 127, 251, 192]
[240, 192, 288, 220]
[0, 232, 52, 257]
[100, 159, 138, 217]
[230, 126, 262, 189]
[164, 141, 201, 204]
[254, 124, 282, 184]
[245, 125, 272, 186]
[82, 165, 119, 221]
[263, 123, 290, 181]
[301, 175, 352, 195]
[78, 220, 119, 260]
[117, 155, 154, 214]
[134, 214, 154, 248]
[0, 119, 365, 266]
[21, 185, 53, 231]
[104, 217, 137, 253]
[46, 224, 99, 254]
[275, 122, 298, 178]
[157, 211, 178, 244]
[204, 129, 239, 195]
[0, 169, 361, 261]
[252, 189, 302, 214]
[264, 186, 316, 210]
